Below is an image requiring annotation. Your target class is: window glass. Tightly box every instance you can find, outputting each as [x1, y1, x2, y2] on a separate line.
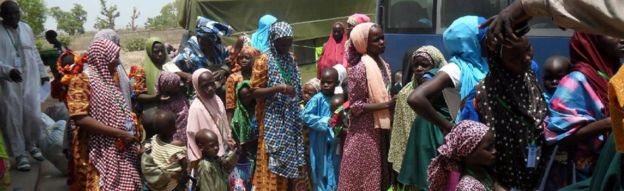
[440, 0, 508, 29]
[385, 0, 435, 33]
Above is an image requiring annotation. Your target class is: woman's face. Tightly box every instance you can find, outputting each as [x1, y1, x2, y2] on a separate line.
[465, 131, 496, 167]
[367, 25, 385, 56]
[198, 72, 216, 98]
[332, 24, 345, 42]
[151, 42, 167, 66]
[501, 37, 533, 75]
[597, 35, 624, 61]
[238, 52, 255, 71]
[274, 36, 293, 55]
[199, 35, 214, 51]
[412, 56, 434, 78]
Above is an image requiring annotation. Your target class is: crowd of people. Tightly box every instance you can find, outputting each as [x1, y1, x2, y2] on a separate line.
[2, 0, 624, 190]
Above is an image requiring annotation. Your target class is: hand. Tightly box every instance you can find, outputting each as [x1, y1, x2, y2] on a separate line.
[41, 77, 50, 85]
[227, 138, 237, 148]
[119, 131, 138, 144]
[212, 70, 227, 81]
[480, 0, 532, 51]
[278, 84, 296, 96]
[176, 72, 193, 84]
[9, 69, 22, 82]
[385, 97, 397, 109]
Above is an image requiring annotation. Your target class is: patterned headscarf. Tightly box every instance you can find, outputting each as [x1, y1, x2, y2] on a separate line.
[157, 72, 189, 142]
[251, 14, 278, 53]
[231, 80, 253, 143]
[428, 120, 490, 191]
[196, 16, 234, 41]
[403, 45, 447, 86]
[475, 36, 547, 190]
[86, 39, 142, 190]
[232, 46, 262, 73]
[269, 21, 294, 58]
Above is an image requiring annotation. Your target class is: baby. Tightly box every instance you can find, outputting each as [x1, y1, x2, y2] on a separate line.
[541, 55, 571, 101]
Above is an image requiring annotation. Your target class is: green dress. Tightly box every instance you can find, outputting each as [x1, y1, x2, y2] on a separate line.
[398, 89, 450, 189]
[561, 134, 624, 191]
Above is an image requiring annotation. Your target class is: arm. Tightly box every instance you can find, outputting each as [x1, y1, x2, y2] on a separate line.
[301, 98, 333, 136]
[136, 93, 160, 104]
[251, 84, 288, 99]
[72, 115, 132, 139]
[408, 72, 455, 133]
[559, 118, 611, 147]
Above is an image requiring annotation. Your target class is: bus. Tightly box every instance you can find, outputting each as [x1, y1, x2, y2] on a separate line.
[378, 0, 572, 71]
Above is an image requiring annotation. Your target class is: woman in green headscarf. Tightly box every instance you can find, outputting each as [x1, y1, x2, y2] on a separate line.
[131, 37, 188, 138]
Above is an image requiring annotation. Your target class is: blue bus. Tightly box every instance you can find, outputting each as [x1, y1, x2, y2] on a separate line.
[378, 0, 573, 71]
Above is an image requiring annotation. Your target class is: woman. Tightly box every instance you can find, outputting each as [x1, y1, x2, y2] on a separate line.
[187, 68, 234, 161]
[545, 33, 622, 190]
[338, 22, 394, 191]
[474, 36, 547, 190]
[391, 46, 449, 190]
[67, 39, 142, 190]
[251, 15, 278, 53]
[408, 16, 489, 132]
[250, 21, 306, 190]
[317, 22, 347, 78]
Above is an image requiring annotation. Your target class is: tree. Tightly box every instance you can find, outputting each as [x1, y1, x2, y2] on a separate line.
[128, 7, 140, 31]
[16, 0, 47, 35]
[49, 4, 87, 35]
[94, 0, 120, 30]
[144, 2, 179, 30]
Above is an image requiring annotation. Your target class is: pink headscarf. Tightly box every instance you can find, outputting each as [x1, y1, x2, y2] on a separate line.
[347, 13, 371, 26]
[428, 120, 490, 191]
[186, 68, 232, 161]
[317, 22, 347, 78]
[349, 22, 392, 129]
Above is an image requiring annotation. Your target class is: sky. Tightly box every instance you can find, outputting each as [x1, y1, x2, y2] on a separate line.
[44, 0, 173, 32]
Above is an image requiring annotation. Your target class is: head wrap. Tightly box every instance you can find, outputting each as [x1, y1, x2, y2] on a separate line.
[187, 68, 231, 161]
[317, 22, 347, 78]
[304, 78, 321, 92]
[443, 15, 489, 99]
[94, 29, 120, 45]
[333, 64, 347, 94]
[251, 15, 278, 53]
[230, 80, 254, 143]
[347, 13, 371, 26]
[570, 32, 619, 107]
[428, 120, 490, 191]
[196, 16, 234, 40]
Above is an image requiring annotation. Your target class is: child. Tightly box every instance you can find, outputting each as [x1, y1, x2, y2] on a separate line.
[229, 81, 258, 190]
[226, 46, 261, 121]
[541, 55, 571, 101]
[196, 129, 238, 191]
[303, 78, 321, 105]
[157, 72, 190, 143]
[141, 110, 187, 191]
[51, 51, 86, 104]
[428, 120, 495, 191]
[301, 68, 341, 191]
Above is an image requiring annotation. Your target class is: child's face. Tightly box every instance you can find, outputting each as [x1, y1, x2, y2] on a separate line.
[331, 96, 345, 111]
[320, 73, 338, 96]
[199, 138, 220, 158]
[466, 131, 496, 167]
[394, 72, 402, 83]
[501, 37, 534, 75]
[412, 56, 433, 78]
[303, 84, 317, 103]
[239, 87, 254, 107]
[238, 52, 254, 71]
[542, 58, 571, 93]
[198, 72, 216, 98]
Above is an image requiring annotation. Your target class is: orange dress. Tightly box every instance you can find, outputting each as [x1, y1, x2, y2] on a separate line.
[250, 55, 289, 191]
[225, 72, 244, 110]
[66, 74, 100, 191]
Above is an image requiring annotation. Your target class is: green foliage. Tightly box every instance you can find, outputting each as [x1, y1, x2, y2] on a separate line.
[49, 4, 87, 35]
[123, 37, 146, 51]
[94, 0, 120, 30]
[16, 0, 47, 35]
[58, 35, 72, 46]
[128, 7, 140, 31]
[144, 2, 179, 30]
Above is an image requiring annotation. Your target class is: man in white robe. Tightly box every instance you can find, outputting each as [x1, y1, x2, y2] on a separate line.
[0, 0, 47, 171]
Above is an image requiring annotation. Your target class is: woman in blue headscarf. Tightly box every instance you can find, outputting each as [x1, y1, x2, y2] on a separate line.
[251, 15, 277, 53]
[408, 15, 489, 133]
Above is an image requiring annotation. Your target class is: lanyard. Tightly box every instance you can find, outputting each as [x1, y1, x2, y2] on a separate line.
[597, 70, 610, 80]
[4, 28, 20, 57]
[275, 60, 292, 84]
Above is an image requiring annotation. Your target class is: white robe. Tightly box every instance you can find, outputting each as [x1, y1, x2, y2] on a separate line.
[0, 22, 46, 157]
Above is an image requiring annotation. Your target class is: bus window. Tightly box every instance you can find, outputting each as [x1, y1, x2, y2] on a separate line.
[385, 0, 435, 33]
[440, 0, 508, 30]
